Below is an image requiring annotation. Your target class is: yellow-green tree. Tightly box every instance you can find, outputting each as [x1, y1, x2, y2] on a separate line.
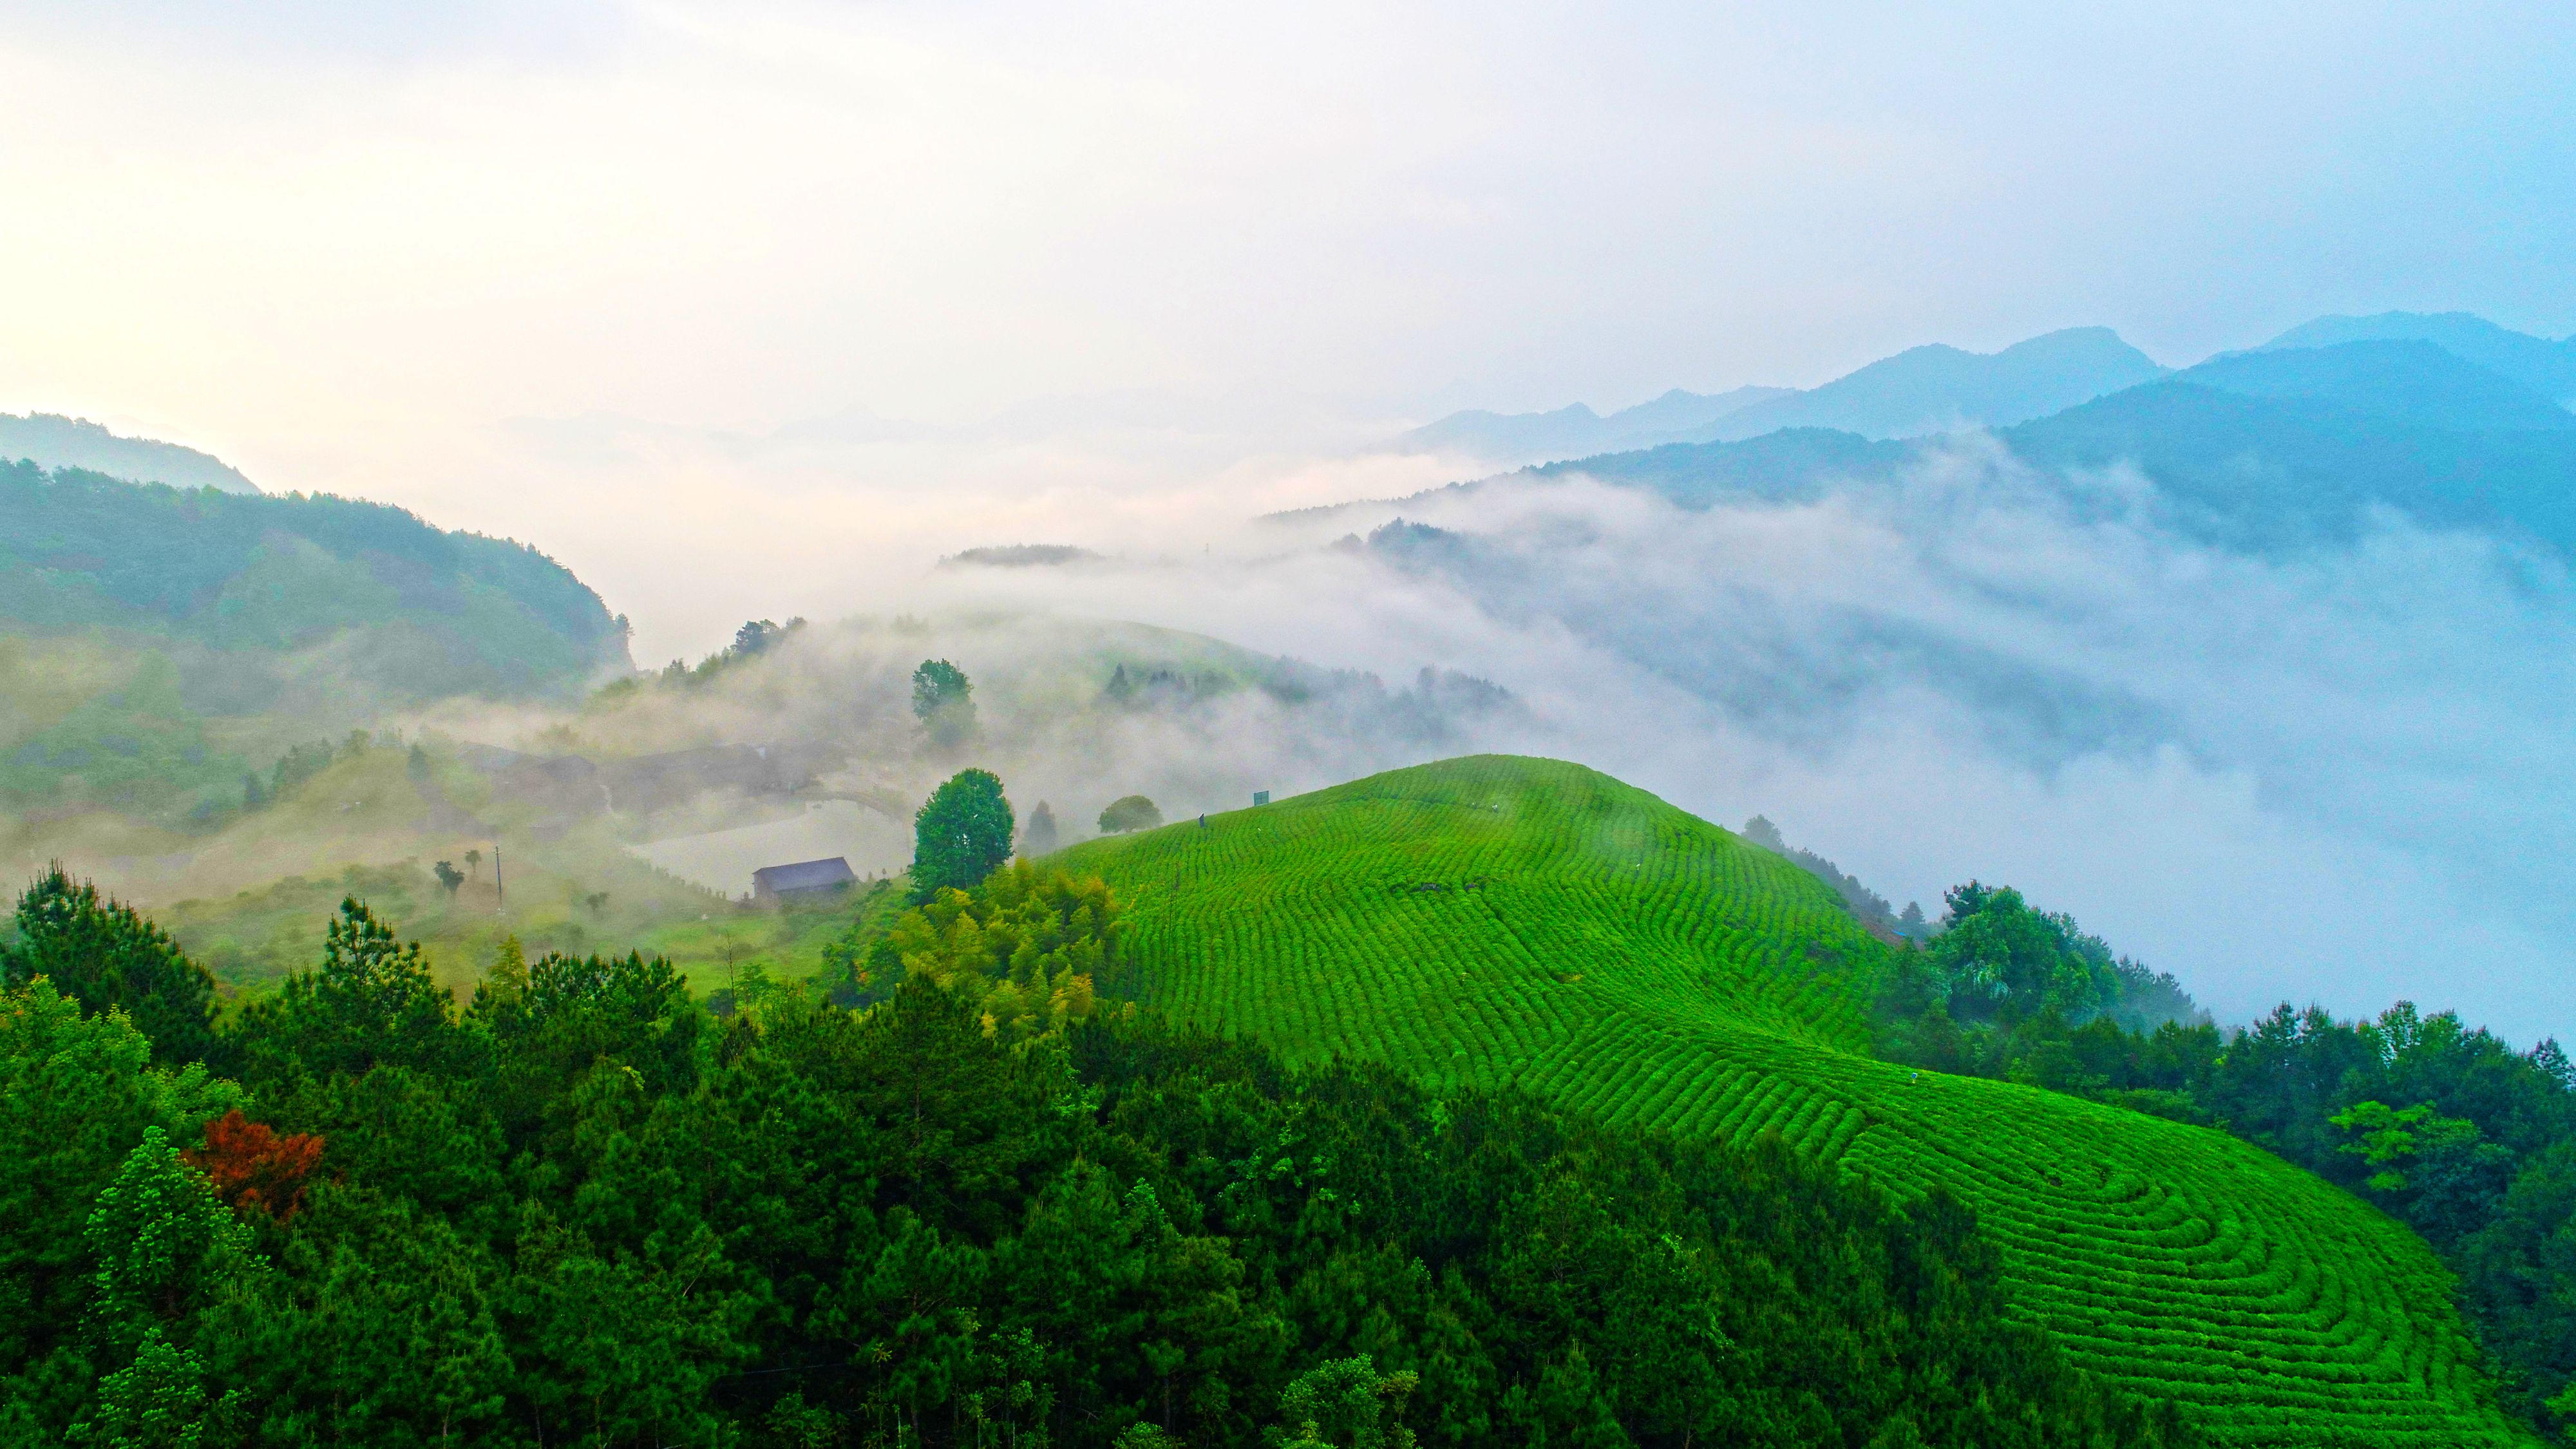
[886, 860, 1119, 1041]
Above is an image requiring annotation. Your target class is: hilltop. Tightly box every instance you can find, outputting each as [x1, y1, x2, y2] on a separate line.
[1396, 327, 2167, 466]
[1059, 756, 2530, 1447]
[0, 412, 261, 495]
[0, 462, 626, 688]
[0, 464, 634, 835]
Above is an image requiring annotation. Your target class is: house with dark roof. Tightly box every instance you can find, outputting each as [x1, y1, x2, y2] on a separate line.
[750, 857, 857, 905]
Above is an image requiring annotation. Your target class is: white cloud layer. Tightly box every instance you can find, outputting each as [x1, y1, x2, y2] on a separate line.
[893, 453, 2576, 1048]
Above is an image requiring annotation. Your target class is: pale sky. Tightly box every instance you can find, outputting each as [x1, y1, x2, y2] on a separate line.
[5, 0, 2571, 500]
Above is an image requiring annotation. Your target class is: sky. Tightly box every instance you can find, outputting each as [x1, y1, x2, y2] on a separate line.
[4, 3, 2573, 502]
[5, 1, 2575, 1039]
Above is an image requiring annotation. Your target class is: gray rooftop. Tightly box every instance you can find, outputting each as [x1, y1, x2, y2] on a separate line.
[752, 857, 857, 893]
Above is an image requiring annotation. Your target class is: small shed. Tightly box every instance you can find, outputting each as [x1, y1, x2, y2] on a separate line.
[751, 857, 857, 905]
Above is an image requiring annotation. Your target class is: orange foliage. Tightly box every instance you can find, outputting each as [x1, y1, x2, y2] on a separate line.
[184, 1108, 325, 1219]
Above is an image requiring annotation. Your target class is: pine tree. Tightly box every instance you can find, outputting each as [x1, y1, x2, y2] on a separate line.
[1023, 800, 1061, 857]
[1, 866, 218, 1066]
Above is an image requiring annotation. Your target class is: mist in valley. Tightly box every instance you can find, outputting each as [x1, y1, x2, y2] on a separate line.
[281, 399, 2564, 1046]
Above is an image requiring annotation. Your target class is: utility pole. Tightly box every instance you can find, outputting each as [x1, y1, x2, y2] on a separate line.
[494, 844, 505, 915]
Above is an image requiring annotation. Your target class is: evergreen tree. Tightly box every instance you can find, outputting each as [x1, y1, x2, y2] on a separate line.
[1023, 800, 1061, 857]
[84, 1128, 251, 1349]
[0, 980, 240, 1437]
[912, 770, 1014, 902]
[225, 898, 476, 1085]
[1, 866, 219, 1066]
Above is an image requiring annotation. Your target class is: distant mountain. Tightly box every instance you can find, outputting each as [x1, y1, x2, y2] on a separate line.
[2179, 340, 2576, 433]
[1529, 428, 1910, 508]
[2003, 381, 2576, 550]
[2255, 312, 2576, 404]
[1395, 384, 1793, 466]
[1397, 327, 2166, 467]
[0, 413, 261, 495]
[0, 462, 631, 699]
[1690, 327, 2169, 442]
[1412, 374, 2576, 556]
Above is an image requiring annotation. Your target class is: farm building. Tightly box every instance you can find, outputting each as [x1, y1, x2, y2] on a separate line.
[750, 856, 857, 904]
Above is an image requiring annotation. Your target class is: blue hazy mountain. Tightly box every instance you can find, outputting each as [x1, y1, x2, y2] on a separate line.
[2002, 381, 2576, 549]
[1406, 327, 2576, 555]
[1525, 428, 1911, 508]
[2177, 340, 2575, 433]
[1397, 384, 1792, 465]
[1688, 327, 2169, 442]
[0, 413, 261, 495]
[2254, 312, 2576, 404]
[1398, 327, 2164, 466]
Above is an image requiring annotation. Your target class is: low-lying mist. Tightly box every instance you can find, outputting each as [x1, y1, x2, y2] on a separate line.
[243, 409, 2575, 1046]
[849, 440, 2572, 1045]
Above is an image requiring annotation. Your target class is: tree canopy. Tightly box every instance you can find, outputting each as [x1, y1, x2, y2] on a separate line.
[0, 864, 219, 1066]
[1097, 795, 1163, 835]
[0, 859, 2201, 1448]
[1873, 879, 2576, 1434]
[912, 768, 1016, 902]
[912, 658, 977, 746]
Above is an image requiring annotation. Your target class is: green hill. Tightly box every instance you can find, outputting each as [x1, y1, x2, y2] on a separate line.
[1057, 755, 2527, 1447]
[0, 412, 261, 494]
[0, 461, 630, 699]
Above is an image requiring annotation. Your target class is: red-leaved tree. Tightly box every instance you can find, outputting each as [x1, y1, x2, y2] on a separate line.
[183, 1108, 325, 1219]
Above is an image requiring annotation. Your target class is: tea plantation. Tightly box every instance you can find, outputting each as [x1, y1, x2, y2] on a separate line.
[1056, 755, 2531, 1448]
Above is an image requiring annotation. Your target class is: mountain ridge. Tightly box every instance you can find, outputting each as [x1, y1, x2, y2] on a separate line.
[0, 412, 261, 495]
[2253, 311, 2576, 402]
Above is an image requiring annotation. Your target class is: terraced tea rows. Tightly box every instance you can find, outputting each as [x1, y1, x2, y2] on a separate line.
[1057, 756, 2529, 1447]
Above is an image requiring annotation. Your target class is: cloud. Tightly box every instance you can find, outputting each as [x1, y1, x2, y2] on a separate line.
[5, 0, 2574, 502]
[867, 444, 2576, 1046]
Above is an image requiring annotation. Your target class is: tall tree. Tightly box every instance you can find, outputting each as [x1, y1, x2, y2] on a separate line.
[912, 659, 977, 746]
[0, 866, 218, 1066]
[911, 770, 1014, 902]
[734, 618, 784, 657]
[0, 980, 241, 1435]
[1023, 801, 1061, 857]
[225, 898, 477, 1085]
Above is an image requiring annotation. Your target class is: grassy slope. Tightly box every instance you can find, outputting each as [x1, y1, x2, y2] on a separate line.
[1057, 755, 2526, 1448]
[140, 746, 866, 997]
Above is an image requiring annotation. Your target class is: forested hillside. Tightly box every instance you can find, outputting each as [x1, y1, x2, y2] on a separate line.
[0, 412, 261, 495]
[0, 462, 630, 697]
[1057, 757, 2535, 1447]
[0, 866, 2196, 1449]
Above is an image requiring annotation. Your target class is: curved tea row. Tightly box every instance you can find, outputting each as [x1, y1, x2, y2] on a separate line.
[1061, 756, 2525, 1447]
